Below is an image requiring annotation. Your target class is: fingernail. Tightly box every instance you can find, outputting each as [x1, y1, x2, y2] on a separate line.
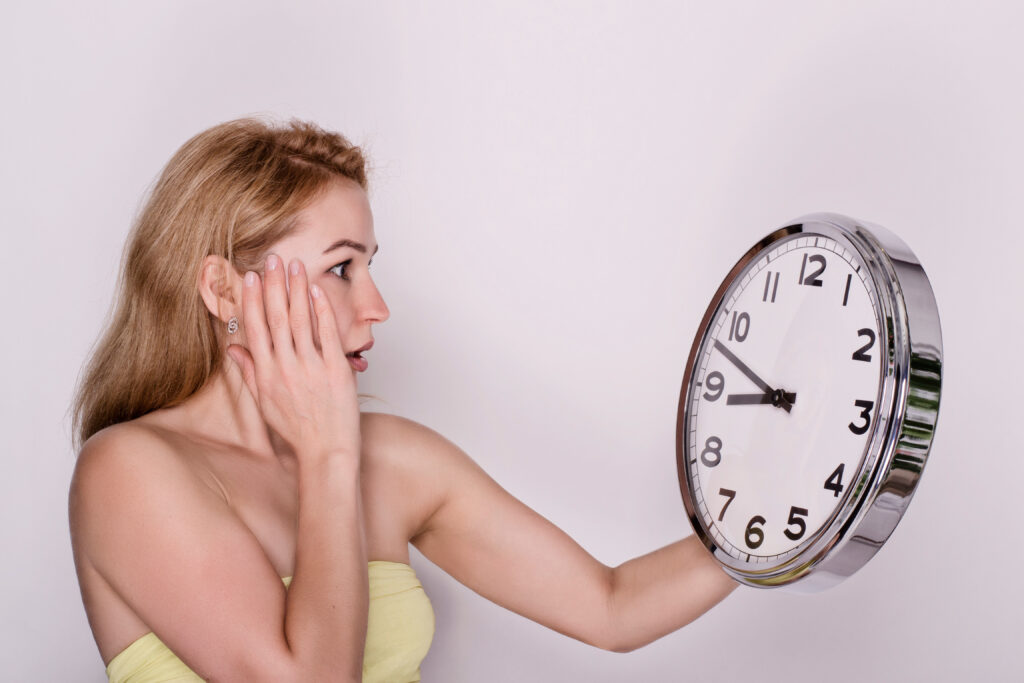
[289, 259, 300, 276]
[267, 254, 279, 271]
[311, 284, 322, 299]
[245, 271, 256, 286]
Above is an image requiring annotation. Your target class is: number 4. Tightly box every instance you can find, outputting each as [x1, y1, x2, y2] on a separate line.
[825, 463, 845, 497]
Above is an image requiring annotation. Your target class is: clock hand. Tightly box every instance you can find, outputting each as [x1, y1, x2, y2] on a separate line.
[713, 340, 772, 393]
[727, 393, 772, 405]
[713, 340, 796, 412]
[727, 391, 797, 406]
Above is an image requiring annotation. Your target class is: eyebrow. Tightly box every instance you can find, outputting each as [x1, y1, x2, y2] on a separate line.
[322, 239, 379, 256]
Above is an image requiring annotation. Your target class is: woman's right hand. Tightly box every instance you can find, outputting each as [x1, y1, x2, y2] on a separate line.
[226, 253, 362, 462]
[73, 250, 370, 680]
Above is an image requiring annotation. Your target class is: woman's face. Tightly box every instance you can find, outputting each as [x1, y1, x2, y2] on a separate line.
[260, 178, 389, 372]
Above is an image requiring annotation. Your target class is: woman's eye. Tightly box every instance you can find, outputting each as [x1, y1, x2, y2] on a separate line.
[329, 260, 352, 280]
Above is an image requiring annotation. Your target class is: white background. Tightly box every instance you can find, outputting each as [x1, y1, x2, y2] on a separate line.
[2, 2, 1020, 680]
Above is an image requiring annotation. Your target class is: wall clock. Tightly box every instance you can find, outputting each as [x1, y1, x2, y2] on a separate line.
[676, 213, 942, 590]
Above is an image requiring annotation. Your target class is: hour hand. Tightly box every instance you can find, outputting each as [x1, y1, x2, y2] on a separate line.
[727, 393, 772, 405]
[727, 391, 797, 411]
[713, 340, 796, 412]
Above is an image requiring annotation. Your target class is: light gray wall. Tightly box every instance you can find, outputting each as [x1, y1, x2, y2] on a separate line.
[2, 1, 1018, 680]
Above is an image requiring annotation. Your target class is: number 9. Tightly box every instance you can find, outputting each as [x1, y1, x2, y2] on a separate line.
[703, 371, 725, 401]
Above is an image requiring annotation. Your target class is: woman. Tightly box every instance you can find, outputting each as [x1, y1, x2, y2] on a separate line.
[69, 117, 736, 682]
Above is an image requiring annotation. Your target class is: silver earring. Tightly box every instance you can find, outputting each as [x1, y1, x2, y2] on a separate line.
[227, 316, 239, 334]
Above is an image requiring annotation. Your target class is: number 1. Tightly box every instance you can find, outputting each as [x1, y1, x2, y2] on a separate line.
[762, 271, 779, 303]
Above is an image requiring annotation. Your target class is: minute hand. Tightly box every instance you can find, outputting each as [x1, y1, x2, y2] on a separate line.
[713, 340, 773, 394]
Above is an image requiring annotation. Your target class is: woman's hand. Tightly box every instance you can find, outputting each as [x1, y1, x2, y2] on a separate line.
[226, 253, 361, 461]
[72, 251, 371, 680]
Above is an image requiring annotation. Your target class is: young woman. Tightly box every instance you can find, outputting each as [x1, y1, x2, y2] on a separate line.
[69, 117, 736, 682]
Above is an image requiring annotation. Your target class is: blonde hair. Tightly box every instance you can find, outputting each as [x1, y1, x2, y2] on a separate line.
[71, 117, 369, 451]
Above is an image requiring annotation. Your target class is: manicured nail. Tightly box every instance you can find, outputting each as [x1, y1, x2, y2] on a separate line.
[245, 271, 256, 286]
[266, 254, 279, 271]
[289, 259, 300, 276]
[311, 284, 322, 299]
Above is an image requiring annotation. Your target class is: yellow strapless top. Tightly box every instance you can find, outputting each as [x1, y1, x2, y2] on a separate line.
[105, 561, 434, 683]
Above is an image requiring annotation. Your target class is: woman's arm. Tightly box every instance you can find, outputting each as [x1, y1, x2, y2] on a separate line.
[71, 257, 369, 682]
[607, 536, 736, 652]
[282, 447, 368, 680]
[380, 416, 735, 653]
[70, 425, 366, 682]
[237, 258, 370, 679]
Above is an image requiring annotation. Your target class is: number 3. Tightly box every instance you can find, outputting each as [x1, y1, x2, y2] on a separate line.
[848, 400, 874, 435]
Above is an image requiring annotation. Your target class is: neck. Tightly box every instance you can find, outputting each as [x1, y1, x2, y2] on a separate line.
[170, 358, 295, 462]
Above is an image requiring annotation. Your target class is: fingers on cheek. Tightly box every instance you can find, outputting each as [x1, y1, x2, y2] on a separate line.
[311, 314, 322, 351]
[310, 289, 335, 351]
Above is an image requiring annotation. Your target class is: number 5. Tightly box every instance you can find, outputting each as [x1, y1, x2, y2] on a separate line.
[784, 506, 808, 541]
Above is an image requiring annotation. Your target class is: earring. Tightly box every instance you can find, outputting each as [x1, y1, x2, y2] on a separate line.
[227, 316, 239, 334]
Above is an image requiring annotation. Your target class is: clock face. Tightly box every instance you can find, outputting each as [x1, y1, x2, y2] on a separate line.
[685, 232, 885, 564]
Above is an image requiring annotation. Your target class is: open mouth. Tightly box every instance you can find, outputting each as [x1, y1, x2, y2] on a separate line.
[346, 340, 373, 359]
[344, 341, 372, 370]
[345, 351, 369, 372]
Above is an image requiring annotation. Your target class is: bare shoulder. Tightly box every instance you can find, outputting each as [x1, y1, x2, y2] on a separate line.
[71, 421, 209, 507]
[69, 421, 224, 573]
[71, 421, 179, 518]
[70, 419, 298, 673]
[358, 412, 501, 540]
[359, 411, 483, 475]
[361, 411, 459, 455]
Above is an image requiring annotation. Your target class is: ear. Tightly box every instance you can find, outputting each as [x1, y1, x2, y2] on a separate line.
[197, 255, 243, 323]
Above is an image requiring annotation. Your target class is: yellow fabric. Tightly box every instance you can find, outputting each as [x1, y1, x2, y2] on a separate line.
[105, 561, 434, 683]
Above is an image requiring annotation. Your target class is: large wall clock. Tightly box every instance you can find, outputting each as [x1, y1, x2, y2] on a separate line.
[676, 213, 942, 590]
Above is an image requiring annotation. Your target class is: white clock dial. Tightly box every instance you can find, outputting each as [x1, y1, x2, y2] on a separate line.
[686, 234, 883, 561]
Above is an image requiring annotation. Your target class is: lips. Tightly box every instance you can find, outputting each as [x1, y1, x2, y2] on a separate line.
[345, 340, 373, 374]
[345, 340, 373, 359]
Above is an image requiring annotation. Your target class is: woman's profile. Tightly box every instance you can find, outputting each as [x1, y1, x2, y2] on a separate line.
[68, 117, 736, 682]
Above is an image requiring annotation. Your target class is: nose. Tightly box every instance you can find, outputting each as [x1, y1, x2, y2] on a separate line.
[360, 275, 390, 325]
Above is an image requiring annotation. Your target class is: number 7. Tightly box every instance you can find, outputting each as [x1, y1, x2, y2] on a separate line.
[718, 488, 736, 521]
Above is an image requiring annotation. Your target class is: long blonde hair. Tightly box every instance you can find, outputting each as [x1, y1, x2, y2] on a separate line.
[71, 117, 369, 451]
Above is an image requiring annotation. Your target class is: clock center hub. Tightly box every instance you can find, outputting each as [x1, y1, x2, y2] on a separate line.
[771, 388, 790, 409]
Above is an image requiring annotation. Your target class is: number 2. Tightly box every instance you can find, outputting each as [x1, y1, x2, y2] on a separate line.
[852, 328, 875, 362]
[799, 253, 826, 287]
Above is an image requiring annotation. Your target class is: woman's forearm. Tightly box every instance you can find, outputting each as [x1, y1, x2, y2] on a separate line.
[608, 535, 737, 653]
[283, 450, 368, 681]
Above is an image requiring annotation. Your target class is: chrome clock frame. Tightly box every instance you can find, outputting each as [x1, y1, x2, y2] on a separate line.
[676, 213, 942, 591]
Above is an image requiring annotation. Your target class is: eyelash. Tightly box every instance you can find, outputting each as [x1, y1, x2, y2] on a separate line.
[328, 259, 372, 281]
